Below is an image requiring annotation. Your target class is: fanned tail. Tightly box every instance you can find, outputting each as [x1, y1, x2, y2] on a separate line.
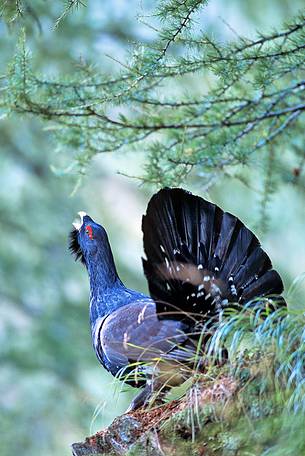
[142, 188, 284, 320]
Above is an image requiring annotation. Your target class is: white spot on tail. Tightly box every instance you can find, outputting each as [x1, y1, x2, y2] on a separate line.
[230, 285, 237, 296]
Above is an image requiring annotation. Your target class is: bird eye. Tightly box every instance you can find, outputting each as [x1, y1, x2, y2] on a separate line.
[85, 225, 93, 240]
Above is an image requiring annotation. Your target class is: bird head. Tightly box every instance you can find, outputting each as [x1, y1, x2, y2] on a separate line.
[69, 211, 109, 265]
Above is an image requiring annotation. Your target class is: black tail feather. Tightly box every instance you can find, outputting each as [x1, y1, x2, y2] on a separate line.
[241, 269, 283, 302]
[142, 188, 284, 320]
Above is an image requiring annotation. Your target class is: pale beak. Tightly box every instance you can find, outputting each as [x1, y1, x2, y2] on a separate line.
[72, 211, 87, 231]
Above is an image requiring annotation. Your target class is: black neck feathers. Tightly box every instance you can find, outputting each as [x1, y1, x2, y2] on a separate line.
[69, 227, 123, 320]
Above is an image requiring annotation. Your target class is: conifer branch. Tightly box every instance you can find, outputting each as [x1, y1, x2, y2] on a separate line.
[0, 1, 304, 188]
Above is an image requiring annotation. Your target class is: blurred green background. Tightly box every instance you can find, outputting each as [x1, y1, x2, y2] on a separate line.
[0, 1, 304, 455]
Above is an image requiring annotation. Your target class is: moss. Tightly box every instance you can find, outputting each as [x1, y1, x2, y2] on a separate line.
[73, 375, 305, 456]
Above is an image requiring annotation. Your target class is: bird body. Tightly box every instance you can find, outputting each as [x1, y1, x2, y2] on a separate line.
[69, 188, 284, 409]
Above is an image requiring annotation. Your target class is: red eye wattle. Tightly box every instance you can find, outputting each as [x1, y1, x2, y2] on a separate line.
[85, 225, 93, 240]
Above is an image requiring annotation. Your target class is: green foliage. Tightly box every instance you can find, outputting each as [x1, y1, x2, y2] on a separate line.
[0, 0, 86, 28]
[1, 0, 304, 198]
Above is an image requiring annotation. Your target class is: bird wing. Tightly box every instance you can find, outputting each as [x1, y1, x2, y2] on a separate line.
[142, 188, 284, 321]
[94, 301, 191, 377]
